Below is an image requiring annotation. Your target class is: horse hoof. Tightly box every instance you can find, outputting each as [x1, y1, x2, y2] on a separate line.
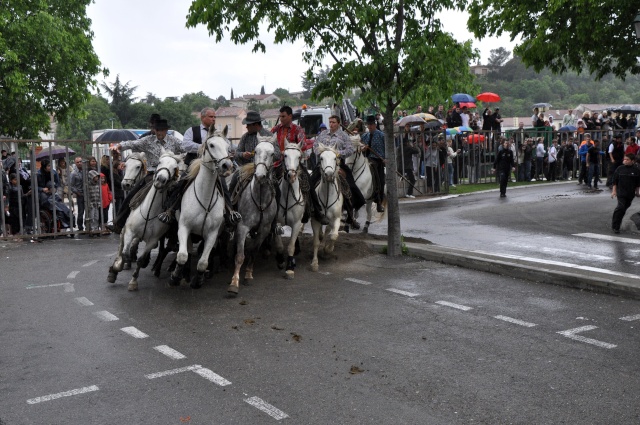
[190, 274, 204, 289]
[285, 270, 294, 280]
[128, 281, 138, 291]
[107, 272, 117, 283]
[277, 262, 285, 270]
[123, 262, 131, 270]
[227, 285, 239, 295]
[153, 268, 161, 278]
[311, 263, 319, 272]
[169, 274, 182, 286]
[362, 227, 369, 234]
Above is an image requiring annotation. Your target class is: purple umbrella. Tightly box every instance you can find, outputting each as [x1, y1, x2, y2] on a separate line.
[35, 146, 76, 160]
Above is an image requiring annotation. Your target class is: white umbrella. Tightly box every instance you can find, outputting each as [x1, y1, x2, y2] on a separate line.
[396, 114, 427, 127]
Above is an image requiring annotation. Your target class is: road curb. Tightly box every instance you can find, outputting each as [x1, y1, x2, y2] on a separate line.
[366, 240, 640, 300]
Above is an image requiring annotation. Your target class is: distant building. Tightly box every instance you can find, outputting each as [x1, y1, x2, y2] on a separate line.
[215, 107, 247, 141]
[229, 93, 281, 108]
[470, 65, 491, 76]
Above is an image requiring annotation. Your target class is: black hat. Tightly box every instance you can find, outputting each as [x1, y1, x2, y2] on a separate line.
[365, 115, 376, 124]
[154, 119, 170, 130]
[615, 133, 623, 139]
[242, 111, 263, 125]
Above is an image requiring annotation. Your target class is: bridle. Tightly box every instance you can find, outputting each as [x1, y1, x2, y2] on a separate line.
[201, 137, 232, 172]
[319, 151, 340, 212]
[278, 145, 304, 226]
[122, 157, 145, 187]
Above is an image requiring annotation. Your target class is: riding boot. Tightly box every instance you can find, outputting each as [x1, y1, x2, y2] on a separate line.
[310, 187, 330, 225]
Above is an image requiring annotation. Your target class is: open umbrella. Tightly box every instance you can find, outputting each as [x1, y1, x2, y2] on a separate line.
[423, 119, 445, 129]
[532, 102, 552, 111]
[610, 105, 640, 114]
[459, 102, 476, 109]
[396, 114, 427, 126]
[35, 146, 76, 160]
[452, 93, 476, 103]
[476, 92, 501, 103]
[415, 113, 439, 122]
[467, 134, 485, 144]
[446, 128, 460, 135]
[95, 129, 139, 142]
[455, 126, 473, 133]
[558, 125, 577, 132]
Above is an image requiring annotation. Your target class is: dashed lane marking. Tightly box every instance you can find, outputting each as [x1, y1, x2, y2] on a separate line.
[27, 385, 99, 405]
[386, 288, 419, 297]
[244, 396, 289, 421]
[64, 283, 74, 293]
[67, 271, 79, 279]
[557, 325, 617, 349]
[344, 278, 372, 285]
[435, 301, 473, 311]
[93, 311, 119, 322]
[153, 345, 186, 360]
[26, 282, 70, 290]
[145, 365, 232, 386]
[573, 233, 640, 244]
[494, 315, 537, 327]
[121, 326, 149, 338]
[74, 297, 93, 306]
[319, 271, 331, 275]
[620, 314, 640, 321]
[105, 251, 118, 257]
[82, 260, 99, 267]
[193, 367, 232, 386]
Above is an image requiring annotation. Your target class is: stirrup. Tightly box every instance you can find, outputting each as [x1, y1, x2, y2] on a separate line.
[275, 224, 285, 235]
[158, 210, 174, 224]
[229, 211, 242, 225]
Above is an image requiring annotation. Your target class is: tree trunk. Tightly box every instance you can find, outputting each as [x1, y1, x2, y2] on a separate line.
[382, 103, 402, 256]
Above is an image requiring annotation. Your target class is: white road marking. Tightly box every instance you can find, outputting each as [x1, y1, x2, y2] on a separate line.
[67, 271, 80, 279]
[74, 297, 93, 306]
[494, 315, 537, 327]
[192, 367, 232, 386]
[27, 385, 99, 405]
[120, 326, 148, 338]
[244, 396, 289, 420]
[620, 314, 640, 321]
[145, 365, 200, 379]
[93, 311, 119, 322]
[105, 251, 118, 257]
[345, 277, 372, 285]
[26, 282, 69, 289]
[386, 288, 419, 297]
[435, 301, 473, 311]
[82, 260, 99, 267]
[153, 345, 186, 360]
[557, 325, 617, 349]
[496, 242, 613, 261]
[319, 271, 331, 275]
[64, 283, 75, 293]
[573, 232, 640, 244]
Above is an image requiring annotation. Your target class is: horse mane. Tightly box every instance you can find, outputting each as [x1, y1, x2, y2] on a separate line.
[186, 158, 202, 181]
[159, 151, 183, 164]
[239, 163, 256, 181]
[349, 135, 365, 149]
[317, 143, 339, 155]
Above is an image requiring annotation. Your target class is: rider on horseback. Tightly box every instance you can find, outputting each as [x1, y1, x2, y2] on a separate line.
[310, 115, 365, 228]
[360, 115, 386, 213]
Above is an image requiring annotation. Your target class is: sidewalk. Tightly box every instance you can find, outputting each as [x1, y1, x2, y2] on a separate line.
[366, 240, 640, 300]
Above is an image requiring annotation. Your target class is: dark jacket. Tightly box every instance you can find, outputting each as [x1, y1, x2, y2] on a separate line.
[398, 137, 419, 169]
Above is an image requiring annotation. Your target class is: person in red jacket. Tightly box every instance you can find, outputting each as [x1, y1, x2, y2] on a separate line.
[100, 173, 113, 229]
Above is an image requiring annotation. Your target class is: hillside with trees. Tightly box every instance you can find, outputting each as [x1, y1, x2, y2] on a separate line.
[477, 49, 640, 117]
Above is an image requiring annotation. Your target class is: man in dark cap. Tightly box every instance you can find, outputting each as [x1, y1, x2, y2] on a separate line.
[360, 115, 386, 212]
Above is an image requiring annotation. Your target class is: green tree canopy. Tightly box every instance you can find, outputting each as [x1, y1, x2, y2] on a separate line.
[186, 0, 477, 255]
[0, 0, 104, 138]
[467, 0, 640, 79]
[180, 91, 213, 113]
[56, 94, 119, 140]
[101, 75, 138, 127]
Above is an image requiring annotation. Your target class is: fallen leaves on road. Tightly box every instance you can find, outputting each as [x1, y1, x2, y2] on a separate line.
[349, 366, 365, 374]
[290, 332, 301, 342]
[271, 325, 284, 330]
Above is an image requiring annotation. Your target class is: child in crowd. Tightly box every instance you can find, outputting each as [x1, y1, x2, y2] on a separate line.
[87, 170, 101, 233]
[100, 173, 113, 228]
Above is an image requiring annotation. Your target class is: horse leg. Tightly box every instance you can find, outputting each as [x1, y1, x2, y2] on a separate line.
[363, 201, 373, 234]
[109, 233, 126, 282]
[311, 220, 322, 272]
[274, 232, 285, 270]
[230, 229, 247, 295]
[325, 216, 341, 254]
[244, 253, 254, 281]
[170, 227, 189, 286]
[192, 232, 218, 289]
[285, 221, 302, 279]
[152, 237, 167, 277]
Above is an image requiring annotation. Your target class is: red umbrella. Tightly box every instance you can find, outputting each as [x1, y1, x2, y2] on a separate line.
[467, 134, 485, 144]
[476, 92, 501, 103]
[459, 102, 476, 109]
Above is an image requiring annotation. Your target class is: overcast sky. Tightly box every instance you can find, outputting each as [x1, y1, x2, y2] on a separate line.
[87, 1, 517, 101]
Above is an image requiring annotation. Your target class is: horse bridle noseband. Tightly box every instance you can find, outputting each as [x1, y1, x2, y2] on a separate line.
[201, 138, 232, 172]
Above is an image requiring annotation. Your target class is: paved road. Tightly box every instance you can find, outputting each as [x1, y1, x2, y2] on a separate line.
[2, 227, 640, 424]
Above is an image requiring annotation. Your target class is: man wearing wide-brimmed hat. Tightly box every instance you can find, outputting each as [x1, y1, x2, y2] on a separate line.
[235, 111, 279, 166]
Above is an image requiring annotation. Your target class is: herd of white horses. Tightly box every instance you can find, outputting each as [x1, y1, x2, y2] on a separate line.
[106, 127, 383, 296]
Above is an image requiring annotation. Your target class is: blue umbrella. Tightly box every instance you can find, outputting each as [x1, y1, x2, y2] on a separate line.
[558, 125, 577, 132]
[452, 93, 476, 103]
[455, 126, 473, 132]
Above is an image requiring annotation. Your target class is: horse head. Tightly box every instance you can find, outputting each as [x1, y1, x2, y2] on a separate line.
[122, 152, 147, 191]
[154, 149, 183, 190]
[344, 135, 364, 167]
[201, 128, 233, 174]
[283, 140, 303, 183]
[317, 143, 339, 182]
[253, 135, 276, 184]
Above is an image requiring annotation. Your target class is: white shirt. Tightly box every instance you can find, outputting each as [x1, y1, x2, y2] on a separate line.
[461, 113, 470, 128]
[548, 145, 557, 163]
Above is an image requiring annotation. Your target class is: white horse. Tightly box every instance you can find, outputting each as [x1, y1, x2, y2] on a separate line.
[108, 150, 183, 291]
[274, 140, 306, 279]
[229, 137, 277, 295]
[170, 127, 233, 289]
[311, 144, 343, 272]
[118, 153, 147, 270]
[344, 135, 381, 233]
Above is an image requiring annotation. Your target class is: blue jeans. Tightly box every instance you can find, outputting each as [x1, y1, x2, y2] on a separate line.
[448, 163, 454, 185]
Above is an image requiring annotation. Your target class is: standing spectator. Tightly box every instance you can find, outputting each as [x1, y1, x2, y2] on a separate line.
[424, 140, 440, 193]
[56, 158, 69, 200]
[87, 170, 101, 233]
[482, 107, 494, 134]
[492, 139, 515, 198]
[435, 105, 445, 120]
[626, 137, 639, 156]
[562, 137, 576, 180]
[611, 153, 640, 233]
[460, 106, 470, 127]
[112, 159, 124, 215]
[100, 173, 112, 230]
[69, 157, 85, 231]
[607, 134, 625, 189]
[7, 173, 30, 235]
[450, 106, 463, 128]
[88, 156, 98, 172]
[535, 138, 546, 181]
[586, 139, 602, 189]
[446, 139, 461, 187]
[100, 155, 112, 190]
[562, 109, 576, 127]
[399, 128, 419, 198]
[548, 139, 558, 181]
[36, 159, 60, 194]
[531, 107, 539, 127]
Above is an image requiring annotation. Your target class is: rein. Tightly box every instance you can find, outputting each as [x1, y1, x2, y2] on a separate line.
[248, 169, 275, 234]
[138, 161, 179, 239]
[319, 159, 340, 213]
[349, 148, 368, 182]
